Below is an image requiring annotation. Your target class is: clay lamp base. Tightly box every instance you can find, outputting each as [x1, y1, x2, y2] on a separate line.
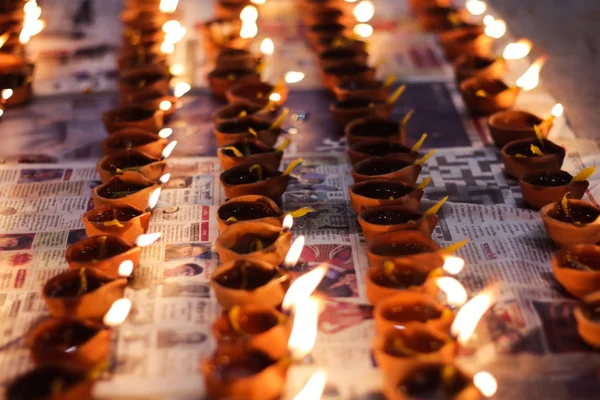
[351, 151, 433, 185]
[208, 68, 261, 101]
[367, 229, 442, 270]
[320, 63, 376, 92]
[226, 81, 289, 108]
[201, 19, 249, 61]
[487, 110, 551, 148]
[306, 22, 351, 49]
[6, 366, 94, 400]
[42, 268, 127, 320]
[82, 205, 150, 245]
[454, 55, 506, 83]
[333, 80, 391, 102]
[552, 245, 600, 298]
[317, 47, 369, 70]
[215, 0, 251, 20]
[0, 62, 33, 108]
[574, 292, 600, 348]
[220, 160, 301, 201]
[374, 291, 454, 337]
[65, 235, 140, 279]
[358, 197, 446, 244]
[345, 117, 407, 146]
[519, 170, 589, 210]
[214, 117, 278, 147]
[382, 363, 484, 400]
[118, 66, 170, 96]
[201, 345, 289, 400]
[218, 137, 284, 171]
[215, 221, 293, 265]
[101, 128, 169, 159]
[97, 150, 167, 183]
[500, 138, 565, 179]
[439, 27, 492, 61]
[102, 105, 164, 134]
[92, 174, 160, 211]
[348, 139, 419, 166]
[540, 198, 600, 248]
[212, 103, 267, 125]
[121, 89, 178, 120]
[212, 305, 291, 359]
[348, 178, 426, 215]
[216, 48, 263, 71]
[331, 98, 393, 128]
[211, 258, 289, 309]
[26, 317, 110, 372]
[373, 325, 456, 385]
[460, 76, 520, 116]
[417, 6, 468, 32]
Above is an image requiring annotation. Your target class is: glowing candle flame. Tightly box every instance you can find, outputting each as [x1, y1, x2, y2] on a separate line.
[158, 128, 173, 138]
[484, 18, 506, 39]
[466, 0, 487, 16]
[451, 286, 497, 345]
[293, 370, 327, 400]
[282, 263, 328, 312]
[552, 103, 564, 118]
[353, 23, 373, 38]
[442, 256, 465, 275]
[147, 188, 162, 209]
[159, 173, 171, 184]
[482, 15, 495, 26]
[162, 20, 180, 33]
[436, 277, 468, 307]
[0, 32, 9, 49]
[103, 298, 132, 327]
[162, 141, 178, 158]
[159, 100, 172, 111]
[288, 296, 320, 359]
[20, 1, 45, 44]
[260, 38, 274, 55]
[169, 64, 184, 76]
[502, 39, 533, 60]
[240, 5, 259, 22]
[160, 0, 179, 13]
[240, 22, 258, 39]
[160, 40, 175, 54]
[285, 71, 305, 84]
[269, 92, 282, 102]
[283, 236, 305, 269]
[353, 1, 375, 23]
[473, 371, 498, 397]
[282, 214, 293, 230]
[516, 56, 547, 91]
[251, 0, 266, 4]
[2, 89, 14, 101]
[135, 233, 162, 247]
[174, 82, 191, 98]
[118, 260, 134, 278]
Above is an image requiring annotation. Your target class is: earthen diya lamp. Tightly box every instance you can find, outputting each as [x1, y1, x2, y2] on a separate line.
[348, 178, 427, 215]
[438, 25, 492, 61]
[212, 305, 291, 359]
[351, 151, 434, 185]
[358, 196, 447, 244]
[215, 0, 252, 20]
[121, 88, 178, 120]
[367, 229, 442, 270]
[96, 150, 168, 183]
[216, 48, 263, 71]
[345, 116, 407, 146]
[552, 245, 600, 298]
[333, 79, 392, 102]
[454, 54, 506, 83]
[117, 45, 166, 71]
[42, 268, 127, 320]
[212, 103, 267, 125]
[225, 81, 289, 108]
[6, 366, 94, 400]
[218, 137, 285, 171]
[122, 24, 165, 47]
[317, 47, 369, 70]
[408, 0, 451, 14]
[208, 68, 261, 101]
[215, 221, 293, 265]
[82, 205, 150, 245]
[487, 110, 551, 148]
[417, 6, 467, 32]
[373, 325, 456, 385]
[321, 63, 376, 92]
[92, 174, 159, 211]
[540, 198, 600, 248]
[118, 65, 170, 96]
[220, 159, 302, 201]
[519, 169, 590, 210]
[460, 76, 520, 116]
[330, 98, 394, 128]
[201, 345, 289, 400]
[303, 6, 351, 26]
[348, 139, 420, 166]
[211, 258, 289, 309]
[312, 36, 367, 54]
[306, 22, 351, 49]
[0, 55, 34, 108]
[201, 19, 249, 61]
[374, 291, 454, 336]
[26, 317, 110, 372]
[102, 105, 164, 134]
[500, 138, 565, 179]
[214, 117, 281, 147]
[101, 128, 169, 159]
[574, 292, 600, 348]
[65, 235, 140, 279]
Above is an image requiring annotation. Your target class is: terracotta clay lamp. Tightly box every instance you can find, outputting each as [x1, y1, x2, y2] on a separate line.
[220, 159, 302, 201]
[216, 48, 263, 71]
[331, 85, 407, 128]
[102, 105, 164, 134]
[121, 88, 178, 120]
[460, 76, 520, 116]
[348, 178, 429, 215]
[358, 196, 447, 244]
[96, 150, 168, 183]
[454, 54, 506, 82]
[211, 258, 289, 309]
[367, 229, 442, 270]
[218, 137, 286, 171]
[6, 366, 94, 400]
[351, 150, 434, 185]
[574, 292, 600, 348]
[207, 68, 261, 101]
[438, 25, 492, 61]
[317, 47, 369, 70]
[201, 345, 288, 400]
[320, 63, 375, 91]
[118, 65, 170, 96]
[306, 22, 351, 49]
[519, 168, 591, 210]
[488, 110, 551, 148]
[333, 79, 393, 102]
[345, 114, 411, 146]
[212, 305, 291, 359]
[212, 103, 267, 125]
[92, 174, 160, 211]
[373, 325, 456, 385]
[215, 0, 252, 20]
[201, 19, 249, 61]
[225, 80, 289, 108]
[552, 244, 600, 298]
[500, 137, 565, 179]
[214, 117, 282, 148]
[42, 268, 127, 320]
[26, 317, 110, 372]
[101, 129, 169, 159]
[82, 205, 151, 245]
[374, 291, 454, 336]
[347, 138, 422, 166]
[0, 54, 34, 108]
[540, 197, 600, 248]
[215, 221, 293, 265]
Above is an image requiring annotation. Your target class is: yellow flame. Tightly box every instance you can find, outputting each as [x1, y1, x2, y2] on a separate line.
[251, 0, 266, 4]
[285, 71, 305, 84]
[147, 188, 162, 209]
[20, 1, 45, 44]
[159, 173, 171, 184]
[466, 0, 487, 16]
[118, 260, 134, 278]
[103, 299, 132, 327]
[240, 5, 259, 22]
[502, 39, 532, 60]
[552, 103, 564, 118]
[240, 21, 258, 39]
[260, 38, 274, 55]
[353, 1, 375, 23]
[572, 166, 595, 182]
[269, 92, 282, 102]
[174, 82, 191, 98]
[158, 128, 173, 138]
[288, 296, 321, 359]
[516, 56, 547, 91]
[282, 263, 328, 311]
[436, 277, 468, 307]
[2, 89, 14, 101]
[442, 255, 465, 275]
[353, 23, 373, 38]
[162, 141, 178, 158]
[159, 100, 173, 111]
[0, 32, 9, 49]
[169, 64, 184, 76]
[424, 195, 448, 217]
[160, 40, 175, 54]
[283, 236, 305, 269]
[450, 286, 497, 345]
[292, 370, 327, 400]
[160, 0, 180, 13]
[282, 214, 294, 230]
[484, 18, 506, 39]
[135, 233, 162, 247]
[473, 371, 498, 397]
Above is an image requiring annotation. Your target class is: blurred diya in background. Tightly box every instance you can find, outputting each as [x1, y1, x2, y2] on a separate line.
[101, 128, 170, 158]
[218, 137, 287, 171]
[0, 53, 34, 108]
[453, 54, 505, 82]
[317, 46, 369, 69]
[306, 22, 351, 49]
[333, 78, 393, 102]
[439, 24, 493, 61]
[6, 366, 94, 400]
[215, 47, 263, 71]
[215, 0, 253, 20]
[575, 292, 600, 348]
[225, 80, 288, 108]
[211, 103, 270, 125]
[320, 63, 375, 91]
[207, 67, 260, 101]
[102, 104, 164, 134]
[331, 85, 407, 128]
[82, 205, 151, 245]
[540, 196, 600, 248]
[118, 65, 170, 96]
[97, 150, 168, 183]
[348, 178, 428, 214]
[213, 116, 279, 147]
[121, 89, 178, 120]
[519, 167, 592, 210]
[201, 18, 250, 60]
[552, 244, 600, 298]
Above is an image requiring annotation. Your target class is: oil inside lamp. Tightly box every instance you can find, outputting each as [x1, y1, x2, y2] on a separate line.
[502, 39, 533, 60]
[161, 140, 178, 158]
[292, 370, 327, 400]
[516, 56, 547, 91]
[450, 286, 498, 345]
[103, 298, 133, 327]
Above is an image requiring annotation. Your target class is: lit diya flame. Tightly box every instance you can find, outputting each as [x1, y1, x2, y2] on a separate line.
[160, 41, 175, 54]
[282, 236, 305, 269]
[282, 263, 328, 312]
[118, 260, 134, 278]
[442, 256, 465, 275]
[353, 23, 373, 38]
[240, 5, 259, 22]
[552, 103, 564, 118]
[354, 1, 375, 23]
[159, 100, 172, 111]
[466, 0, 487, 16]
[285, 71, 305, 84]
[292, 370, 327, 400]
[103, 298, 132, 327]
[450, 286, 498, 345]
[162, 20, 186, 44]
[0, 32, 9, 49]
[484, 16, 506, 39]
[174, 82, 191, 98]
[160, 0, 180, 13]
[516, 56, 547, 91]
[269, 92, 282, 102]
[2, 89, 14, 101]
[135, 232, 162, 247]
[240, 22, 258, 39]
[473, 371, 498, 397]
[502, 39, 533, 60]
[170, 64, 184, 76]
[162, 141, 178, 158]
[261, 38, 274, 55]
[159, 173, 171, 184]
[20, 1, 45, 44]
[436, 277, 468, 307]
[158, 128, 173, 139]
[250, 0, 266, 4]
[147, 187, 162, 209]
[282, 214, 294, 230]
[288, 296, 321, 360]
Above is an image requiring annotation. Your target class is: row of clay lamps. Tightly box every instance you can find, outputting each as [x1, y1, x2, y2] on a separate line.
[3, 1, 182, 398]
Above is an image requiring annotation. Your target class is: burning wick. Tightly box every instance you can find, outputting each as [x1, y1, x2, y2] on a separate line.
[516, 56, 547, 91]
[158, 128, 173, 139]
[118, 260, 134, 278]
[435, 277, 468, 308]
[147, 188, 162, 210]
[353, 23, 373, 38]
[288, 296, 320, 360]
[450, 286, 498, 346]
[162, 141, 178, 158]
[135, 233, 162, 248]
[269, 92, 282, 102]
[159, 100, 172, 111]
[502, 39, 533, 60]
[292, 370, 327, 400]
[282, 236, 305, 270]
[551, 103, 564, 118]
[473, 371, 498, 397]
[282, 214, 293, 232]
[103, 298, 132, 327]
